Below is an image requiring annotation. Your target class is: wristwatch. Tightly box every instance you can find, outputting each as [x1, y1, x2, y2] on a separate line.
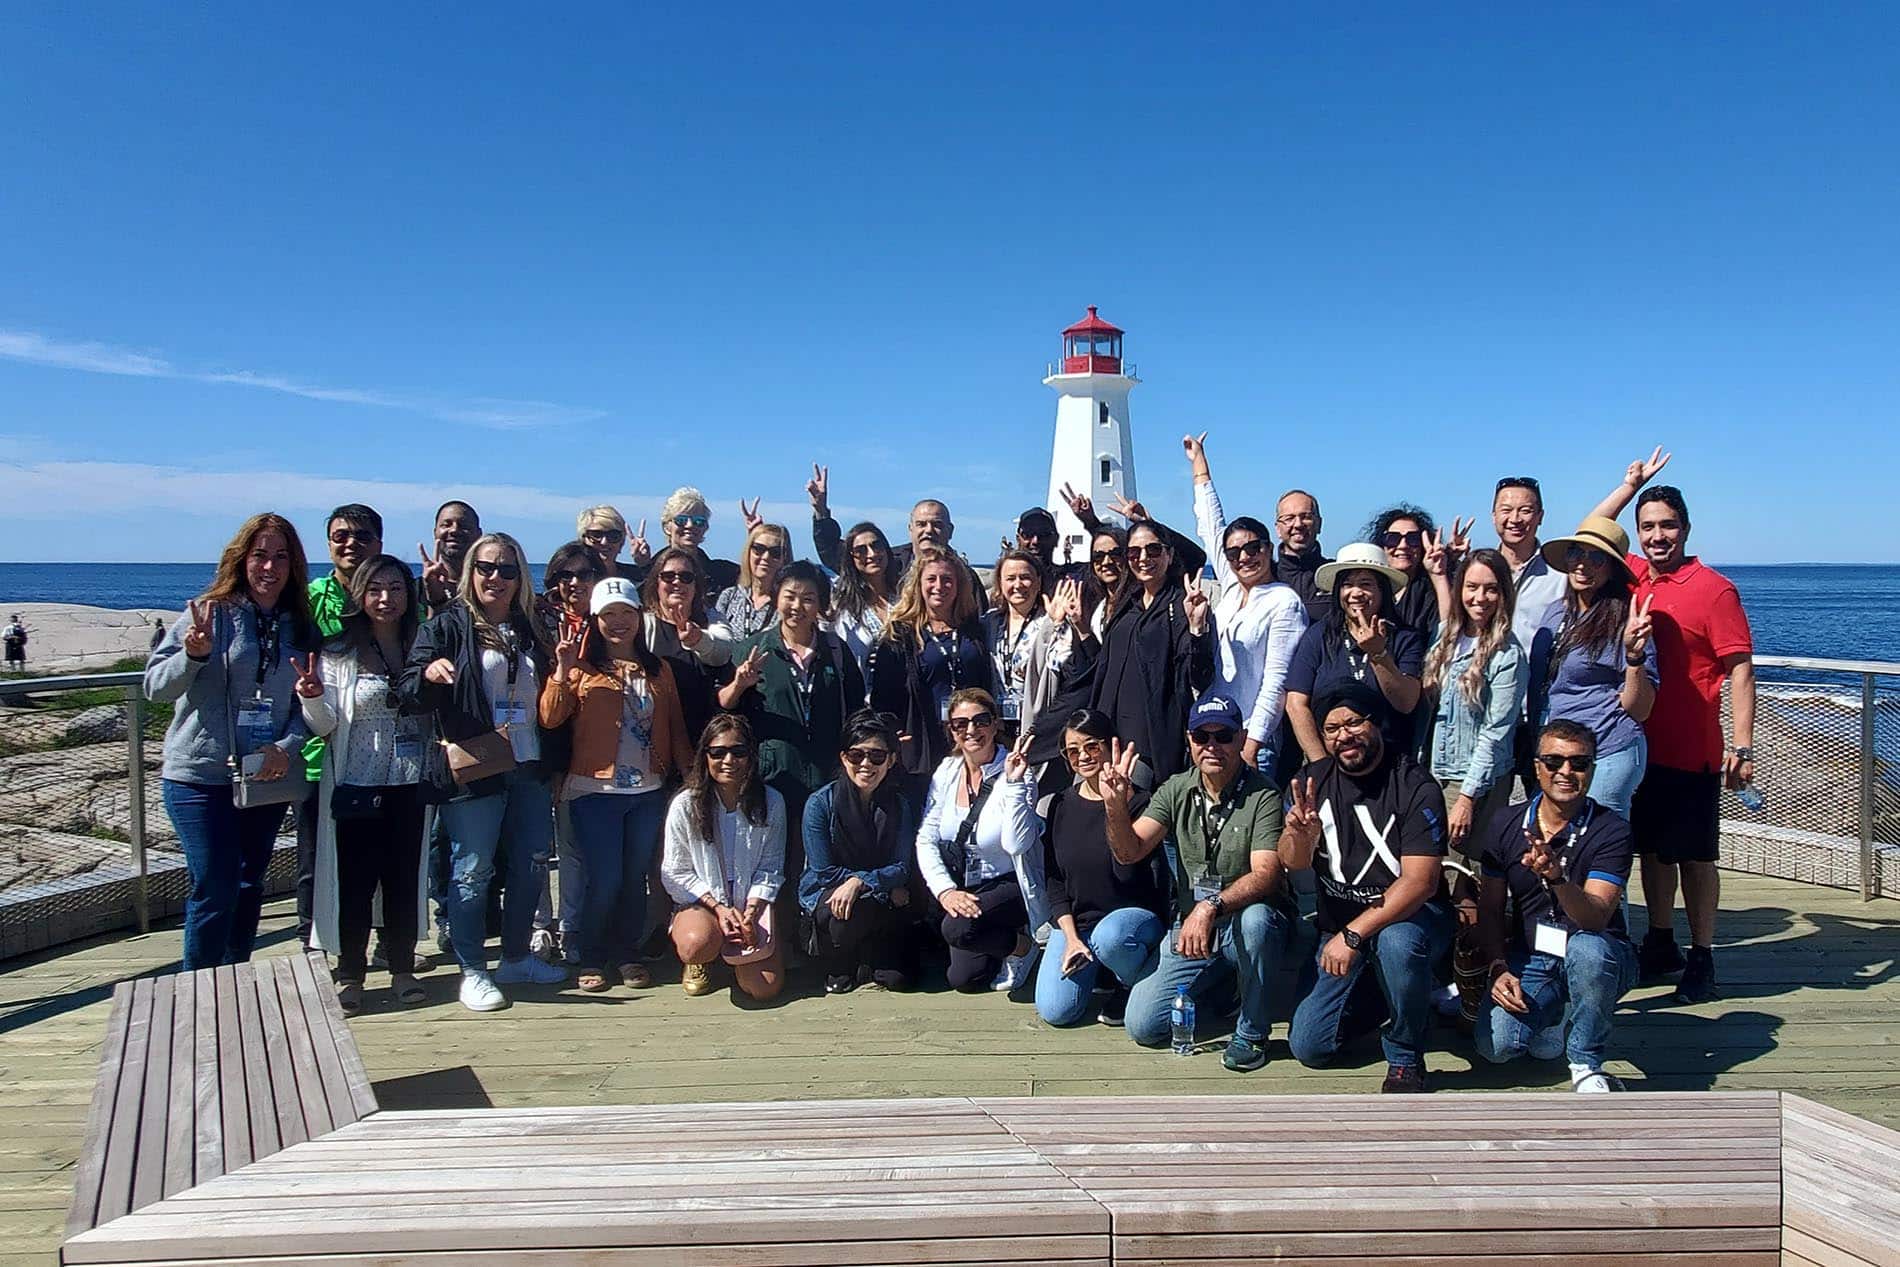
[1341, 928, 1364, 952]
[1203, 893, 1227, 917]
[1731, 746, 1755, 761]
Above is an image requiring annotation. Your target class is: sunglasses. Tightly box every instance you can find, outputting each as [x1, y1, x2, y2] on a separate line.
[471, 560, 520, 580]
[1536, 753, 1595, 773]
[1128, 542, 1170, 562]
[1378, 530, 1424, 549]
[1222, 539, 1269, 564]
[1093, 548, 1126, 564]
[843, 746, 893, 767]
[657, 569, 695, 585]
[1190, 727, 1238, 747]
[328, 529, 379, 545]
[582, 530, 625, 544]
[1563, 544, 1611, 568]
[706, 744, 751, 762]
[1062, 738, 1107, 762]
[848, 542, 886, 558]
[749, 542, 785, 557]
[672, 514, 710, 530]
[947, 712, 996, 734]
[548, 568, 597, 586]
[1496, 476, 1542, 493]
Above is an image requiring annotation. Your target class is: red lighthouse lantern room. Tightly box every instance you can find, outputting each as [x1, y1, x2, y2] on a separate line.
[1060, 306, 1123, 375]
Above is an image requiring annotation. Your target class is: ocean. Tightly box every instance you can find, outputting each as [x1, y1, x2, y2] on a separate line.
[0, 561, 1893, 666]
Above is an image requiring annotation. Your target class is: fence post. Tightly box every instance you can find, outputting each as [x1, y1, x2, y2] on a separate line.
[125, 685, 149, 934]
[1861, 673, 1877, 903]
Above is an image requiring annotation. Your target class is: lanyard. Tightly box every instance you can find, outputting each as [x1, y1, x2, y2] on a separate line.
[252, 607, 281, 693]
[926, 627, 962, 688]
[1194, 779, 1241, 877]
[776, 642, 818, 728]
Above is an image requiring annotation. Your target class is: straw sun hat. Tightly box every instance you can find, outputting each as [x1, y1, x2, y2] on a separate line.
[1315, 542, 1409, 593]
[1540, 516, 1636, 583]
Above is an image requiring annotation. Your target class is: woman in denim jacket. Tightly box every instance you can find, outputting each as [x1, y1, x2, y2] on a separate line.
[1421, 549, 1526, 859]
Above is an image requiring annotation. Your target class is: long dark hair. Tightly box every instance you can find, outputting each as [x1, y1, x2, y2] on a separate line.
[1323, 567, 1398, 642]
[1107, 519, 1189, 626]
[582, 600, 661, 677]
[338, 554, 418, 659]
[688, 713, 767, 839]
[832, 521, 896, 621]
[1082, 525, 1128, 629]
[640, 545, 711, 625]
[1551, 568, 1631, 672]
[201, 512, 319, 651]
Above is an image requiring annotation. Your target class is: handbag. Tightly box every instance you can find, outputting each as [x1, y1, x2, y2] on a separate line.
[330, 784, 389, 821]
[442, 730, 518, 785]
[937, 775, 997, 890]
[720, 901, 778, 966]
[222, 626, 313, 810]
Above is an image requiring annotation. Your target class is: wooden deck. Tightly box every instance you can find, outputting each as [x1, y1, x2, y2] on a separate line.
[3, 868, 1897, 1265]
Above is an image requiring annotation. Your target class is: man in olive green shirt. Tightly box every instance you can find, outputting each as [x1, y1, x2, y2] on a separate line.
[1102, 695, 1295, 1071]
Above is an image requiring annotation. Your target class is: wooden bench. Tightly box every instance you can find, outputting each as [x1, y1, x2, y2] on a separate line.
[1781, 1094, 1900, 1267]
[64, 953, 378, 1238]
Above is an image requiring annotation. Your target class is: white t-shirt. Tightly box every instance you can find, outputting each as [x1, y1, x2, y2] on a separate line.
[480, 646, 541, 764]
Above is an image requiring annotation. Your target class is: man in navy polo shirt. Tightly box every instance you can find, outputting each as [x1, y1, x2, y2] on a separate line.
[1474, 719, 1640, 1093]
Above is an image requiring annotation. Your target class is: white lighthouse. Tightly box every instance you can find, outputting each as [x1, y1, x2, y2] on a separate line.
[1045, 306, 1139, 559]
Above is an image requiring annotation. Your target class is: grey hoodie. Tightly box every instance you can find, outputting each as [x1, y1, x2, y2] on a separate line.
[145, 601, 311, 785]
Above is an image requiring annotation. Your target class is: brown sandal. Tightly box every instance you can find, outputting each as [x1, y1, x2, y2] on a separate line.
[577, 971, 611, 992]
[617, 962, 653, 989]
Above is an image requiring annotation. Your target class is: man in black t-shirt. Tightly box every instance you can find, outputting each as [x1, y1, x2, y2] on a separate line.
[1475, 719, 1640, 1093]
[1279, 681, 1451, 1093]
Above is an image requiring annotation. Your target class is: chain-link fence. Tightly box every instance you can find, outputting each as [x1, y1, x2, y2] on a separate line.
[1720, 656, 1899, 901]
[0, 671, 298, 959]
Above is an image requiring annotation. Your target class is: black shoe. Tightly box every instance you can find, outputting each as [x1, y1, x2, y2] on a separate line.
[824, 973, 857, 995]
[1097, 987, 1129, 1027]
[1380, 1062, 1428, 1094]
[1640, 927, 1686, 980]
[1673, 947, 1718, 1003]
[871, 968, 912, 991]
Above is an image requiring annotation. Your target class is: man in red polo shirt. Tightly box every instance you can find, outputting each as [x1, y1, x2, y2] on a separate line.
[1605, 485, 1756, 1003]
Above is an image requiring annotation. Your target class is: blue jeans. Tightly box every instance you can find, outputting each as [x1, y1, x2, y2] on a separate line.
[567, 791, 666, 972]
[1034, 907, 1167, 1026]
[438, 768, 551, 972]
[1125, 903, 1292, 1047]
[1589, 734, 1648, 818]
[1288, 901, 1453, 1069]
[1476, 931, 1639, 1072]
[163, 780, 289, 972]
[427, 806, 452, 932]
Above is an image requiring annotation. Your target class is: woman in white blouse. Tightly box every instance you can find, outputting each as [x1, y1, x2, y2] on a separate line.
[662, 713, 787, 1002]
[914, 688, 1045, 994]
[1183, 432, 1308, 777]
[297, 555, 430, 1013]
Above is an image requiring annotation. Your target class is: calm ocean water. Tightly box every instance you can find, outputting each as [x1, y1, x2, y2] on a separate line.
[0, 560, 1894, 665]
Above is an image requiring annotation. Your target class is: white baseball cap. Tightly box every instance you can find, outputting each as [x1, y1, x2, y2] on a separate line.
[590, 576, 641, 613]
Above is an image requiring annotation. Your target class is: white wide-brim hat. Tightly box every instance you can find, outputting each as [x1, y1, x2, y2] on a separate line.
[1315, 542, 1409, 593]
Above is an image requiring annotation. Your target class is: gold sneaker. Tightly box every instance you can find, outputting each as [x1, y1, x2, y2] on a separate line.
[681, 962, 715, 996]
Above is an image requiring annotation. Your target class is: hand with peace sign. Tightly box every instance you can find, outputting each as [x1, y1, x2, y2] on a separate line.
[1106, 492, 1149, 524]
[733, 645, 766, 692]
[628, 518, 652, 567]
[418, 542, 454, 603]
[1002, 731, 1034, 783]
[1277, 776, 1321, 869]
[1520, 829, 1563, 884]
[1057, 481, 1097, 529]
[1184, 585, 1211, 636]
[182, 600, 214, 660]
[552, 622, 585, 684]
[738, 497, 764, 532]
[1623, 593, 1655, 662]
[1098, 738, 1139, 812]
[805, 463, 829, 518]
[1345, 605, 1391, 659]
[1623, 445, 1673, 491]
[291, 651, 324, 700]
[1180, 430, 1210, 481]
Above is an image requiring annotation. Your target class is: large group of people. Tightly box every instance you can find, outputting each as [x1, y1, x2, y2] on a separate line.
[143, 439, 1759, 1092]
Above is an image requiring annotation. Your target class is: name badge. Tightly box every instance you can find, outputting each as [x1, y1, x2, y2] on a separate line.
[1192, 872, 1223, 904]
[238, 698, 274, 739]
[1533, 920, 1570, 958]
[494, 702, 529, 727]
[999, 694, 1022, 721]
[393, 724, 423, 762]
[614, 765, 645, 790]
[938, 696, 952, 720]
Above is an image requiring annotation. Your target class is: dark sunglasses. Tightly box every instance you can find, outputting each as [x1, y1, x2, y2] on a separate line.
[1092, 548, 1126, 564]
[947, 712, 996, 733]
[843, 746, 893, 767]
[1563, 544, 1611, 568]
[673, 514, 710, 530]
[749, 542, 785, 557]
[848, 542, 887, 558]
[1190, 726, 1238, 747]
[706, 744, 751, 762]
[582, 530, 625, 544]
[548, 568, 597, 586]
[1128, 542, 1170, 562]
[657, 569, 696, 585]
[328, 529, 379, 545]
[1536, 753, 1595, 773]
[1496, 476, 1542, 493]
[1222, 539, 1269, 564]
[1378, 530, 1424, 549]
[471, 560, 520, 580]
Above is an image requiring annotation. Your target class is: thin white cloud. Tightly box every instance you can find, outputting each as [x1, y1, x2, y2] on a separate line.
[0, 329, 602, 430]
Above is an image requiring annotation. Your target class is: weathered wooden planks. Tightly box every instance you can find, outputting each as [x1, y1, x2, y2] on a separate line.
[1780, 1094, 1900, 1267]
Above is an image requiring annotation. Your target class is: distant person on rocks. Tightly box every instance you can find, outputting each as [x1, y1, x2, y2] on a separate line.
[1593, 465, 1756, 1005]
[145, 513, 319, 972]
[3, 614, 26, 669]
[419, 500, 481, 614]
[150, 617, 166, 652]
[1475, 720, 1639, 1093]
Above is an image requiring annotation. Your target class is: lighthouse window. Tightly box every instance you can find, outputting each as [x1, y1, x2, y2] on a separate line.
[1098, 402, 1110, 426]
[1100, 458, 1112, 484]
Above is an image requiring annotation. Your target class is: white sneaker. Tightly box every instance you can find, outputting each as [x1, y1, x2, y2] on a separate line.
[990, 952, 1032, 993]
[459, 971, 508, 1013]
[529, 928, 557, 962]
[1570, 1063, 1622, 1093]
[495, 955, 567, 986]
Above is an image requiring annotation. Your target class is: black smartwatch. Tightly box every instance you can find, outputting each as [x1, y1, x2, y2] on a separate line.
[1342, 928, 1364, 952]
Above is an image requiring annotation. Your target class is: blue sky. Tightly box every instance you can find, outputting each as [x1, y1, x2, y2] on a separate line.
[2, 4, 1895, 565]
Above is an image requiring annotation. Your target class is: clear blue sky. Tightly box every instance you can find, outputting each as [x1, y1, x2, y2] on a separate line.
[2, 4, 1895, 565]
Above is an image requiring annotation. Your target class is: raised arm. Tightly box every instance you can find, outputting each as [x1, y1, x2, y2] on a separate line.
[1590, 447, 1672, 522]
[1100, 741, 1167, 864]
[1183, 432, 1237, 591]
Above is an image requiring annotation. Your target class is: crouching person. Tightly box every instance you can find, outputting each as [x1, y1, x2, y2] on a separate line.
[1280, 681, 1453, 1093]
[1475, 719, 1640, 1093]
[1106, 696, 1295, 1072]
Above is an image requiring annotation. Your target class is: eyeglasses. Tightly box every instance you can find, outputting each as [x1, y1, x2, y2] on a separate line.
[1563, 544, 1611, 569]
[1092, 548, 1125, 564]
[947, 712, 995, 734]
[548, 568, 597, 586]
[582, 530, 624, 545]
[1276, 511, 1317, 525]
[1189, 727, 1237, 747]
[848, 542, 886, 558]
[1321, 715, 1373, 739]
[843, 746, 893, 767]
[1128, 543, 1170, 562]
[1062, 738, 1107, 762]
[1495, 476, 1542, 494]
[657, 569, 695, 586]
[1377, 530, 1424, 550]
[471, 560, 520, 580]
[1222, 539, 1269, 564]
[1536, 753, 1595, 773]
[328, 529, 379, 545]
[672, 514, 710, 530]
[706, 744, 751, 762]
[749, 542, 785, 557]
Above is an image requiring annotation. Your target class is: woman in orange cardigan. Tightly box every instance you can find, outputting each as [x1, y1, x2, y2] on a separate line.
[539, 577, 695, 991]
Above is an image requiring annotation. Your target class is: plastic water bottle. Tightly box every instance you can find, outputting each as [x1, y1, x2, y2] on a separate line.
[1737, 784, 1766, 813]
[1170, 987, 1195, 1056]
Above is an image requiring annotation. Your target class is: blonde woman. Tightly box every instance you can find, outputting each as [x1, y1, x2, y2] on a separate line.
[402, 532, 566, 1012]
[576, 504, 648, 579]
[867, 545, 992, 783]
[659, 486, 739, 593]
[714, 521, 790, 639]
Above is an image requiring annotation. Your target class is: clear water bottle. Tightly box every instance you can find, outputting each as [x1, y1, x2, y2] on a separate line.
[1737, 784, 1766, 813]
[1170, 987, 1195, 1055]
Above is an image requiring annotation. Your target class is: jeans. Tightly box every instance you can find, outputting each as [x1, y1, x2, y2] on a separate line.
[534, 799, 584, 936]
[567, 791, 666, 972]
[1476, 931, 1639, 1072]
[1034, 907, 1167, 1026]
[438, 767, 551, 973]
[334, 784, 424, 982]
[164, 780, 289, 972]
[427, 805, 452, 932]
[1288, 901, 1453, 1069]
[1589, 734, 1648, 819]
[294, 795, 318, 947]
[1125, 903, 1292, 1047]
